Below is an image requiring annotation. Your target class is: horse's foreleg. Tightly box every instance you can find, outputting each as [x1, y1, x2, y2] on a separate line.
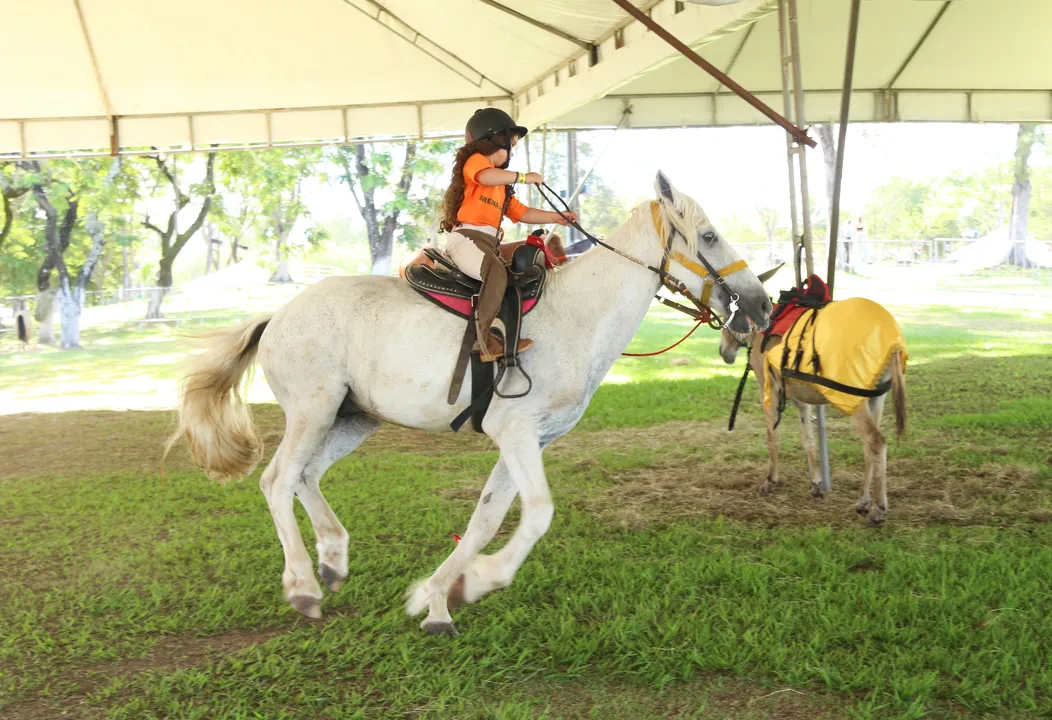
[406, 458, 517, 635]
[296, 414, 381, 592]
[758, 372, 781, 496]
[259, 416, 331, 619]
[474, 431, 553, 603]
[794, 402, 823, 498]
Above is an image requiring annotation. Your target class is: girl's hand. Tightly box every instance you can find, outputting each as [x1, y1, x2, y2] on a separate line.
[554, 212, 578, 226]
[525, 172, 543, 185]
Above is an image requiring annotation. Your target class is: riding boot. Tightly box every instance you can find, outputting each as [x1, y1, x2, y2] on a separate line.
[463, 230, 532, 362]
[474, 321, 533, 363]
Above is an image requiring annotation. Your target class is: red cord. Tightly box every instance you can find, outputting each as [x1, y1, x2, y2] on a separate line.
[621, 321, 705, 357]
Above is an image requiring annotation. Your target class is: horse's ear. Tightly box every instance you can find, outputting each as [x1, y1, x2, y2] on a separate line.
[654, 171, 675, 203]
[757, 263, 784, 285]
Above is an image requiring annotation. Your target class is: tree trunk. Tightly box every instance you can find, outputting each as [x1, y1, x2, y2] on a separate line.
[147, 260, 173, 319]
[1008, 124, 1038, 267]
[35, 290, 56, 344]
[203, 222, 218, 274]
[370, 249, 392, 276]
[269, 224, 294, 282]
[815, 123, 847, 272]
[270, 258, 293, 283]
[121, 245, 130, 300]
[56, 283, 85, 349]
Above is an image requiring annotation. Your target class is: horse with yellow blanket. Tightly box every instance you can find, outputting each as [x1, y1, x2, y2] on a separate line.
[720, 276, 907, 525]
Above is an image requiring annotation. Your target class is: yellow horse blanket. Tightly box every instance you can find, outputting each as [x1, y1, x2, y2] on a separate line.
[764, 297, 908, 415]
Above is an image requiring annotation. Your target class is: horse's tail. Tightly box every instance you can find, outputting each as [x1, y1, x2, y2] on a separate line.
[164, 315, 271, 482]
[16, 314, 27, 343]
[890, 349, 907, 440]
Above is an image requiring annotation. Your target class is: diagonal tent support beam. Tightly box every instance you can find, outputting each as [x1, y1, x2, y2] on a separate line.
[608, 0, 814, 147]
[476, 0, 593, 50]
[568, 105, 632, 205]
[339, 0, 512, 95]
[714, 22, 756, 98]
[72, 0, 118, 155]
[887, 0, 952, 91]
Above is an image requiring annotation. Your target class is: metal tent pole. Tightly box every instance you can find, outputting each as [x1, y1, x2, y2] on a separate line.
[778, 0, 830, 494]
[567, 129, 578, 245]
[827, 0, 863, 298]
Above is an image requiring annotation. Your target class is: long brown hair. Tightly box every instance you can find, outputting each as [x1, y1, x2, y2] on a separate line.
[439, 131, 513, 233]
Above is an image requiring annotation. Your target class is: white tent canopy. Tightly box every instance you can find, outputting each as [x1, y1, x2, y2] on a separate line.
[537, 0, 1052, 131]
[2, 0, 1048, 158]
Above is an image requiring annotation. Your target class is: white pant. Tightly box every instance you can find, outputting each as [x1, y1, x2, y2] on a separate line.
[445, 228, 493, 281]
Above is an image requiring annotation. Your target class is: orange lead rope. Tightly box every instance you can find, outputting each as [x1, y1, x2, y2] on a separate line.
[621, 320, 705, 357]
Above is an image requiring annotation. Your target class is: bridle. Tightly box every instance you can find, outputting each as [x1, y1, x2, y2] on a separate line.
[537, 183, 750, 329]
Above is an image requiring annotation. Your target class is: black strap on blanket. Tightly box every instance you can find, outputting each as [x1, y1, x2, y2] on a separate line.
[781, 369, 893, 398]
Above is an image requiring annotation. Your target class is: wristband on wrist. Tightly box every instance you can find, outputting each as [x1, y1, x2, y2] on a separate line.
[517, 172, 526, 184]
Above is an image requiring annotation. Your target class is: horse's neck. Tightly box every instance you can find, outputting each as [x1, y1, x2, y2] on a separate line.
[540, 217, 662, 376]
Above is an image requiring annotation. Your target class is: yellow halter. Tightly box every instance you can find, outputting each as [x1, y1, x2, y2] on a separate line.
[650, 201, 749, 309]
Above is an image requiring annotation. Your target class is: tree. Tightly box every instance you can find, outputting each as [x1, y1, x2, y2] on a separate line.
[16, 158, 128, 348]
[0, 163, 31, 253]
[1008, 124, 1042, 266]
[212, 156, 255, 267]
[217, 149, 325, 281]
[331, 140, 453, 275]
[142, 152, 216, 318]
[18, 161, 81, 344]
[577, 177, 629, 239]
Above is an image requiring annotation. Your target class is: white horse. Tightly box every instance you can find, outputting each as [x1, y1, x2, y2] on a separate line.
[167, 172, 774, 635]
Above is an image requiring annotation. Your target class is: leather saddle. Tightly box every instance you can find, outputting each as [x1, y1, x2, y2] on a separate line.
[404, 243, 549, 434]
[405, 245, 546, 318]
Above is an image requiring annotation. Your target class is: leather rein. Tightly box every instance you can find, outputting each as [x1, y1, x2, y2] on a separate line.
[536, 182, 749, 330]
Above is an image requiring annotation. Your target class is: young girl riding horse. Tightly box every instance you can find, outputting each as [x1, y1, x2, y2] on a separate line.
[439, 108, 577, 362]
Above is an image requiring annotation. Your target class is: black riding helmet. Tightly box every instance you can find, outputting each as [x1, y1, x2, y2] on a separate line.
[465, 108, 528, 169]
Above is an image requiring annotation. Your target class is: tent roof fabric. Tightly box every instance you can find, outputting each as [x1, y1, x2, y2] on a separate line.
[1, 0, 1046, 158]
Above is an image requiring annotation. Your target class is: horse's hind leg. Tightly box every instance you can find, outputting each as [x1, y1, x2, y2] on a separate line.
[259, 410, 338, 619]
[853, 404, 888, 525]
[296, 413, 381, 593]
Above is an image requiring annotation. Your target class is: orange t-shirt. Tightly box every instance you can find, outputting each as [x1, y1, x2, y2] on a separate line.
[455, 153, 527, 229]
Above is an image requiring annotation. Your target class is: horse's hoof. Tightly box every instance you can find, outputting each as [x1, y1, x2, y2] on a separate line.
[422, 621, 459, 637]
[289, 595, 323, 619]
[811, 483, 826, 500]
[867, 510, 886, 527]
[856, 502, 872, 517]
[757, 483, 774, 496]
[319, 564, 346, 593]
[447, 575, 467, 611]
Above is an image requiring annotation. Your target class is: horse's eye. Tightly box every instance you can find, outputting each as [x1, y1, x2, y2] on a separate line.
[702, 231, 717, 243]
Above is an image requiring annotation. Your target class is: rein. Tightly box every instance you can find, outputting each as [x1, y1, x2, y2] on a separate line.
[535, 182, 749, 355]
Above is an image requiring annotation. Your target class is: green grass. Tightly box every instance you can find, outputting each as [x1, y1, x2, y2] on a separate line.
[1, 304, 1051, 718]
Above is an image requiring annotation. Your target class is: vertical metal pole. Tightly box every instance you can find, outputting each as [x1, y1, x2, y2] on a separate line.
[826, 0, 862, 298]
[777, 0, 802, 287]
[567, 129, 579, 244]
[788, 0, 814, 278]
[780, 0, 829, 493]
